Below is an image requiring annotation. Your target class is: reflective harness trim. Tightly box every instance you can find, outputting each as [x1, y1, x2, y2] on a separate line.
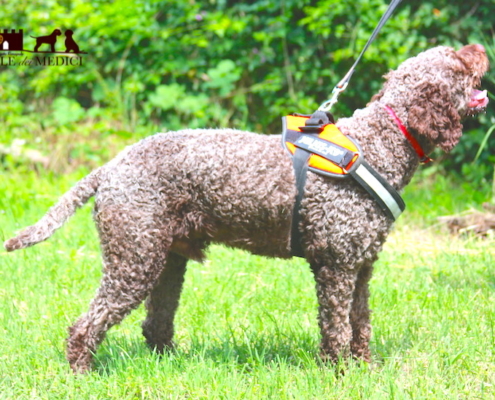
[351, 162, 404, 220]
[282, 114, 406, 258]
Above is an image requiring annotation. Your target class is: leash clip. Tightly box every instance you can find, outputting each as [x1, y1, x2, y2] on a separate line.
[315, 0, 403, 113]
[317, 81, 349, 112]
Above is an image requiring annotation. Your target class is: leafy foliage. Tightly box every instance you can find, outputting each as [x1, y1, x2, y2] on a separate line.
[0, 0, 493, 175]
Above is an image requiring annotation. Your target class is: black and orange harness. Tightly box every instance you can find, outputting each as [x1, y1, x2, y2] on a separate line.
[282, 0, 414, 257]
[282, 111, 407, 258]
[278, 0, 412, 257]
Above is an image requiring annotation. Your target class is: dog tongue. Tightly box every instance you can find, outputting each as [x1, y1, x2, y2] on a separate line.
[469, 89, 489, 108]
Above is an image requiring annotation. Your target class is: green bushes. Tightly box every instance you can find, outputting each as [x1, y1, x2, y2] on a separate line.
[0, 0, 493, 176]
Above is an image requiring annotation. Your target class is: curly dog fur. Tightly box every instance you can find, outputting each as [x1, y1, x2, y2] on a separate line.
[5, 45, 489, 373]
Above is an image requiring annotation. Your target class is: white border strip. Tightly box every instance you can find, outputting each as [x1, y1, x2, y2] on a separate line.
[354, 164, 403, 220]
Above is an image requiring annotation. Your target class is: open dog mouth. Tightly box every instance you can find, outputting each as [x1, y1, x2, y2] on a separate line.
[467, 89, 489, 116]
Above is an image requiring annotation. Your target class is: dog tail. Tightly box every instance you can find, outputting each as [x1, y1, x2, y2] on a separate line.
[4, 168, 101, 252]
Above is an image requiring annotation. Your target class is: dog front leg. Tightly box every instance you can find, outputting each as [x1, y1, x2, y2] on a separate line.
[349, 263, 373, 362]
[311, 261, 357, 363]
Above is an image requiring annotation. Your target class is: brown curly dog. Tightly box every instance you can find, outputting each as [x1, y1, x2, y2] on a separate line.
[5, 44, 489, 373]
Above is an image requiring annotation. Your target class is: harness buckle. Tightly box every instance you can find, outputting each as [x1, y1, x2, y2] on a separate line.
[299, 124, 324, 133]
[299, 110, 335, 133]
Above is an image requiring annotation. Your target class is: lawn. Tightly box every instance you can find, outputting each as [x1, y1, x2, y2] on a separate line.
[0, 170, 494, 399]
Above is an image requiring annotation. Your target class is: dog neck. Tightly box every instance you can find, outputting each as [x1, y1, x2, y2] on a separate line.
[335, 102, 428, 190]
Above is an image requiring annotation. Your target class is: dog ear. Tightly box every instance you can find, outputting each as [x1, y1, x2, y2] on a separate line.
[407, 81, 463, 152]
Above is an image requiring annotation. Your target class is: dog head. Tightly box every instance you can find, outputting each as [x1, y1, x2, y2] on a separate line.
[372, 45, 489, 152]
[65, 29, 74, 37]
[53, 29, 62, 36]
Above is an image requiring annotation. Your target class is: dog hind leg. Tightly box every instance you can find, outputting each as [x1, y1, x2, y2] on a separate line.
[66, 210, 172, 373]
[141, 252, 188, 353]
[66, 247, 170, 372]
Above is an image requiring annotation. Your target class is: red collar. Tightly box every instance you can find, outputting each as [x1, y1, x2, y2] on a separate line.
[383, 105, 432, 164]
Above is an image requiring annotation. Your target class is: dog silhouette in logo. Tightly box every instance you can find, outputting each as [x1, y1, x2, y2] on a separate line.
[31, 29, 61, 52]
[64, 29, 80, 53]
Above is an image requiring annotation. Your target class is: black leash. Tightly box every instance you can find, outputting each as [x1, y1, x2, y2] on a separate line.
[318, 0, 404, 112]
[290, 0, 404, 258]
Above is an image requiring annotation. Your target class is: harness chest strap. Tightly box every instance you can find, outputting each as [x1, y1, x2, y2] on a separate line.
[282, 114, 405, 258]
[290, 147, 312, 258]
[349, 160, 405, 220]
[291, 135, 405, 220]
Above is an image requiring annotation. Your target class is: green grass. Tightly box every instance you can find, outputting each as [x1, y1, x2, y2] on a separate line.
[0, 170, 494, 399]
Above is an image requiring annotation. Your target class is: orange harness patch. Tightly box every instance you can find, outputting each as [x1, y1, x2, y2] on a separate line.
[282, 115, 362, 177]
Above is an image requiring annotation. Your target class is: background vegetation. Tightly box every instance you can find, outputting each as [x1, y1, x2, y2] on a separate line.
[0, 0, 494, 182]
